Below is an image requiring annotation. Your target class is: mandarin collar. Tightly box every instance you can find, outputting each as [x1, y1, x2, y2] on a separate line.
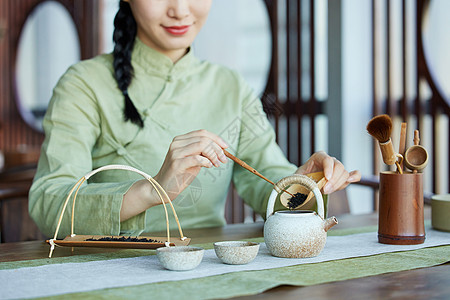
[132, 37, 196, 77]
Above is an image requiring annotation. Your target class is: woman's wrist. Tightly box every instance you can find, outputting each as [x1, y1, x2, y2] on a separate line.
[120, 179, 162, 222]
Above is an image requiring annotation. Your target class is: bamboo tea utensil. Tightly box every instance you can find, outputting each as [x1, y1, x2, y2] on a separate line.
[366, 114, 403, 174]
[47, 165, 189, 258]
[398, 122, 407, 171]
[223, 149, 295, 198]
[404, 130, 429, 173]
[279, 171, 327, 210]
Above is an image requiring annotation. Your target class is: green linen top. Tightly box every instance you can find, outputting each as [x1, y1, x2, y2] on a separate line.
[29, 38, 297, 238]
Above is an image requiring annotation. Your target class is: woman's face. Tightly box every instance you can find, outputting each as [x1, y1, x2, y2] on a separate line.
[125, 0, 212, 62]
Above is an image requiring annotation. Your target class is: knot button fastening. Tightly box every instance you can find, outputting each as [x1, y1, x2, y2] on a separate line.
[116, 147, 127, 156]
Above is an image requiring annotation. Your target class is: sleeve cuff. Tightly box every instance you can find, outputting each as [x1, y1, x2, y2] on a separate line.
[111, 181, 147, 236]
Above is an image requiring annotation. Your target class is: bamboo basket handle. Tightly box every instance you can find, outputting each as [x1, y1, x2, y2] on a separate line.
[48, 164, 186, 258]
[81, 165, 186, 241]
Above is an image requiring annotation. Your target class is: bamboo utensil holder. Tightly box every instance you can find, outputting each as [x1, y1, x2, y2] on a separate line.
[47, 164, 189, 257]
[378, 171, 425, 245]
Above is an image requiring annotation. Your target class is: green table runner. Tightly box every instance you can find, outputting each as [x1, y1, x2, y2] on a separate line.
[69, 246, 448, 300]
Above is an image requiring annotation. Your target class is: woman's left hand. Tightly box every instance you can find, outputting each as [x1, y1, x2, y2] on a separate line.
[295, 151, 361, 194]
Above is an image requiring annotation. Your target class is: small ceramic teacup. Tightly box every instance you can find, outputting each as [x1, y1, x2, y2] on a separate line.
[156, 246, 204, 271]
[214, 241, 260, 265]
[431, 194, 450, 232]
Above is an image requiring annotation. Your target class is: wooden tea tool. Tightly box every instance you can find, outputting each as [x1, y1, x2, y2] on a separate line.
[223, 149, 295, 198]
[47, 165, 189, 258]
[366, 114, 403, 174]
[279, 171, 327, 209]
[404, 130, 428, 173]
[398, 122, 407, 172]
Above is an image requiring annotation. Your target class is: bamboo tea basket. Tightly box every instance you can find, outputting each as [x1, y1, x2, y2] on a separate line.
[47, 165, 190, 258]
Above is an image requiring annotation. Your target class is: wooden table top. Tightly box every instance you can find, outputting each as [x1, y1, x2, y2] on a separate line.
[1, 209, 448, 299]
[0, 212, 378, 262]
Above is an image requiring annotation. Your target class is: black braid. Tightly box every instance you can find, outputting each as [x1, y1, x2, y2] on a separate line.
[113, 1, 144, 128]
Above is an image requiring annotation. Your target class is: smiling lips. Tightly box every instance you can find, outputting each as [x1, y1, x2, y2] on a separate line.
[163, 25, 190, 35]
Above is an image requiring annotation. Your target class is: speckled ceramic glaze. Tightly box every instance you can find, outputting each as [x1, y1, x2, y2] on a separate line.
[156, 246, 204, 271]
[264, 174, 338, 258]
[214, 241, 260, 264]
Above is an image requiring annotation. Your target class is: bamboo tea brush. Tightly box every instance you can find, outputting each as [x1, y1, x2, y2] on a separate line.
[223, 149, 297, 199]
[366, 114, 403, 174]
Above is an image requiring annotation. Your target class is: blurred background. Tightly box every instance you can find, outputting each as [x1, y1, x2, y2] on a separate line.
[0, 0, 448, 242]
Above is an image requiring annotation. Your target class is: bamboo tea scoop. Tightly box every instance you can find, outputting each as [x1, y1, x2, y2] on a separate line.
[404, 130, 428, 173]
[279, 171, 327, 210]
[223, 149, 295, 197]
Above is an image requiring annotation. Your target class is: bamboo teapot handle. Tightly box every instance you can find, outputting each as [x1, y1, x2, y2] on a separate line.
[266, 174, 323, 219]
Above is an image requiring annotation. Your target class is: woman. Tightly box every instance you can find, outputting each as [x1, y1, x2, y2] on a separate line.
[29, 0, 360, 238]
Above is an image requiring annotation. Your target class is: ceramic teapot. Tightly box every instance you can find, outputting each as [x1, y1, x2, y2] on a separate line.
[264, 174, 338, 258]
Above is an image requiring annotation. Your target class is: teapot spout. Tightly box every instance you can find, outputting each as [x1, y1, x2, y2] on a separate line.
[323, 216, 338, 232]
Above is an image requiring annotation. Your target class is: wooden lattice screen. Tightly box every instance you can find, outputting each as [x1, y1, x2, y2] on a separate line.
[225, 0, 449, 223]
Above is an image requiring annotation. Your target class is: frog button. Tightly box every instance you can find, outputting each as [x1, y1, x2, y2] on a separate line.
[116, 147, 127, 156]
[166, 75, 172, 82]
[143, 109, 151, 117]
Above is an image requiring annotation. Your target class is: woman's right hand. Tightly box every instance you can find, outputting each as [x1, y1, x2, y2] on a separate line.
[153, 129, 229, 202]
[121, 130, 228, 221]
